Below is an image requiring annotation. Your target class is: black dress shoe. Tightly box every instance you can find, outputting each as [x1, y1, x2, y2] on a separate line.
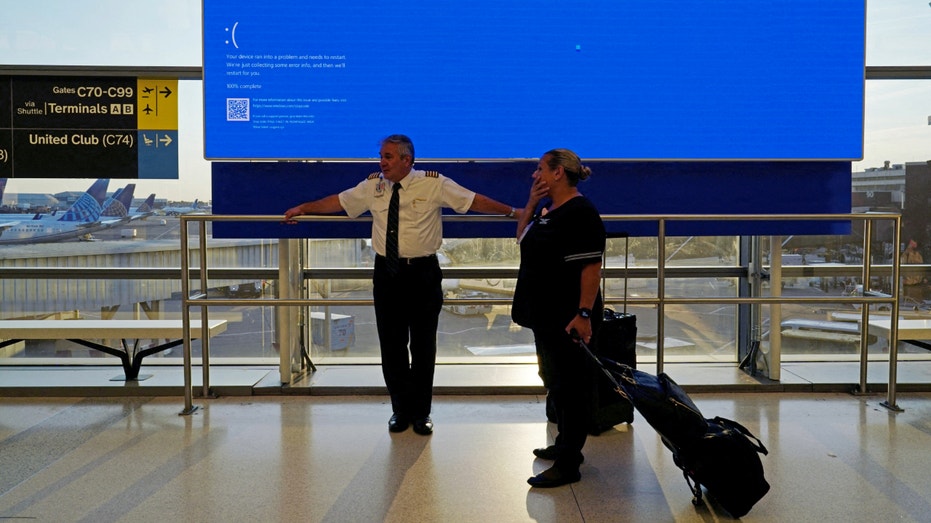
[527, 466, 581, 488]
[412, 416, 434, 435]
[388, 413, 409, 433]
[533, 446, 559, 460]
[532, 446, 584, 463]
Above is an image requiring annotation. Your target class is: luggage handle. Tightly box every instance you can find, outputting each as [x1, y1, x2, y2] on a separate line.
[603, 232, 631, 315]
[574, 333, 631, 403]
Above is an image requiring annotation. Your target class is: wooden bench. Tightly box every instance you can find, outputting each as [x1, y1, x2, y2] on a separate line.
[0, 319, 228, 380]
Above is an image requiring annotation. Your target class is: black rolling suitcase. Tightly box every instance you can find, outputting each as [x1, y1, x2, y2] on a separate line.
[584, 353, 770, 518]
[587, 233, 637, 434]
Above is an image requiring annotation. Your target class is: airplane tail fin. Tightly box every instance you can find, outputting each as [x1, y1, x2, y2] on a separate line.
[57, 179, 109, 223]
[100, 188, 123, 216]
[102, 183, 136, 218]
[117, 184, 136, 211]
[135, 193, 156, 213]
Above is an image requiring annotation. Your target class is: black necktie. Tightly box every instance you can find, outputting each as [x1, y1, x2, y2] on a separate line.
[386, 183, 401, 275]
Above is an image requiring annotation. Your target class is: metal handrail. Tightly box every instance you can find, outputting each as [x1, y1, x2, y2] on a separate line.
[0, 263, 915, 281]
[179, 212, 904, 414]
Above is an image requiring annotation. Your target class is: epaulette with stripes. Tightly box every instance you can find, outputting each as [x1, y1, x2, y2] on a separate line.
[425, 170, 440, 178]
[366, 172, 381, 180]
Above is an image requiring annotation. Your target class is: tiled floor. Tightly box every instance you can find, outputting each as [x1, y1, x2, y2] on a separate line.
[2, 389, 931, 522]
[2, 359, 931, 522]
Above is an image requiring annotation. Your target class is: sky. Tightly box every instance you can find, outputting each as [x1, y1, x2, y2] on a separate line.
[1, 0, 930, 201]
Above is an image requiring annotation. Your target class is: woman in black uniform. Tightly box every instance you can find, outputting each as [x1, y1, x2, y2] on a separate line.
[512, 148, 605, 488]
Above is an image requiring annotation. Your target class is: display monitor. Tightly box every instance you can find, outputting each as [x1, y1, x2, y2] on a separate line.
[203, 1, 864, 161]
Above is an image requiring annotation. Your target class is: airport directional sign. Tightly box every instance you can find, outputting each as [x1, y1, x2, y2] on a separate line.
[0, 75, 179, 179]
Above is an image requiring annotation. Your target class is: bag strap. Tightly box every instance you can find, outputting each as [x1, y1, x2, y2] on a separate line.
[713, 416, 769, 455]
[682, 470, 704, 506]
[577, 337, 631, 402]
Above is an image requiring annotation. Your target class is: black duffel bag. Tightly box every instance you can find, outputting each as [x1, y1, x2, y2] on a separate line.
[665, 416, 770, 518]
[583, 351, 769, 518]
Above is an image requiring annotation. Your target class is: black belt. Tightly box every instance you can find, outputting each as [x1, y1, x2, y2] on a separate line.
[377, 253, 438, 265]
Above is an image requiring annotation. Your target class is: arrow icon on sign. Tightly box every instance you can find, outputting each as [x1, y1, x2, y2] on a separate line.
[159, 86, 173, 98]
[159, 134, 173, 147]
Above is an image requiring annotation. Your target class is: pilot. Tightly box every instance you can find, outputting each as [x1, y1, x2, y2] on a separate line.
[283, 134, 520, 435]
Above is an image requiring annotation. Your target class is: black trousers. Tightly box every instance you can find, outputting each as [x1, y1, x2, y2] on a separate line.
[373, 254, 443, 419]
[533, 326, 592, 471]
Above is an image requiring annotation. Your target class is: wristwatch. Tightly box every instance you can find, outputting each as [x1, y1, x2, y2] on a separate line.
[577, 307, 592, 319]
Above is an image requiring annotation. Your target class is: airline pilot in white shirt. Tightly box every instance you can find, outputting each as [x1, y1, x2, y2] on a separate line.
[284, 134, 520, 435]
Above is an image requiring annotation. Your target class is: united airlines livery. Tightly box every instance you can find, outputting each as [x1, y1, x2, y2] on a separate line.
[100, 183, 136, 223]
[129, 193, 157, 220]
[0, 179, 110, 244]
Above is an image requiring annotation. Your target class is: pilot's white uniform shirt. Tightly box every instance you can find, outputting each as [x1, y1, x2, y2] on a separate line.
[338, 169, 475, 258]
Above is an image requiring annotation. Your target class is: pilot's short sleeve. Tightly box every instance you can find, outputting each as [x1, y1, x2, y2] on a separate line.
[440, 176, 476, 214]
[338, 179, 374, 218]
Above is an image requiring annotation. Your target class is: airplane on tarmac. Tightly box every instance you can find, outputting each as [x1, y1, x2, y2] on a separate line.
[159, 199, 209, 216]
[0, 179, 110, 244]
[0, 182, 133, 224]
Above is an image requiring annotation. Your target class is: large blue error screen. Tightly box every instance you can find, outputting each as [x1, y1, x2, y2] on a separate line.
[203, 1, 864, 161]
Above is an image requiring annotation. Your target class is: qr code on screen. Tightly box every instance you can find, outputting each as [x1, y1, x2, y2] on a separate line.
[226, 98, 250, 121]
